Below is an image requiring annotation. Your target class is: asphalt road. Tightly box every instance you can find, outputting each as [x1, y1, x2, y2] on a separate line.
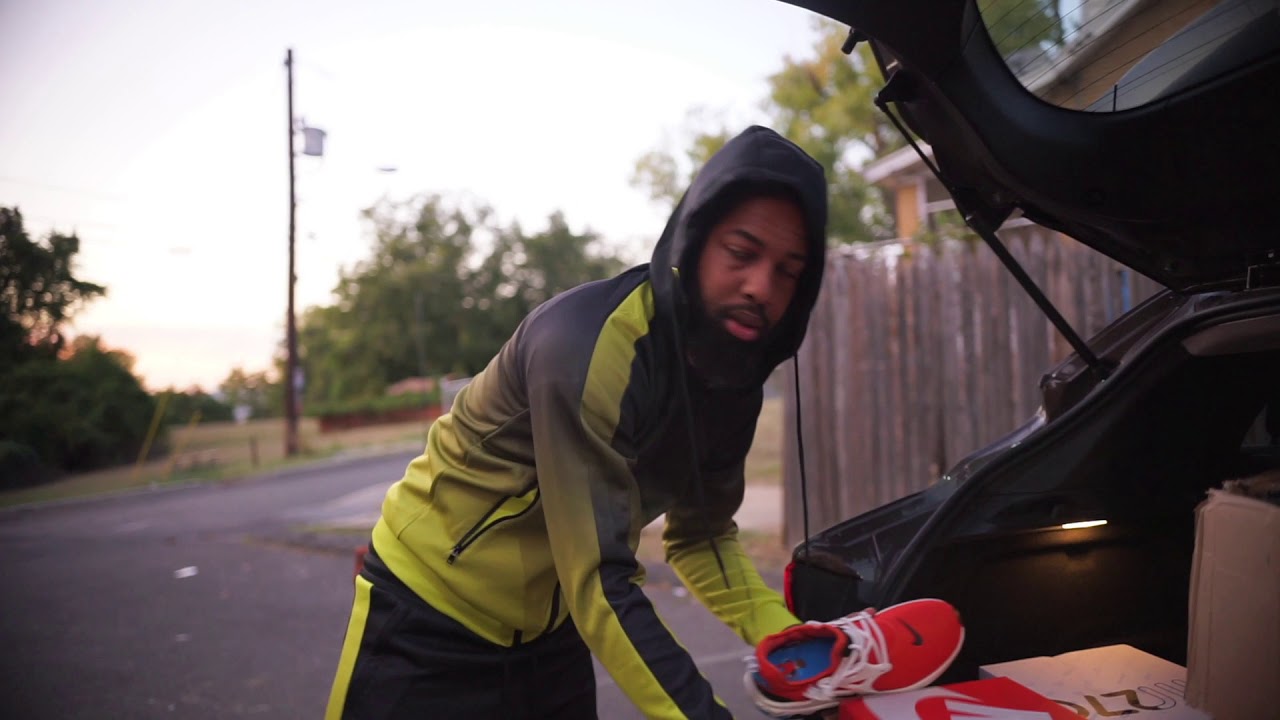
[0, 452, 785, 719]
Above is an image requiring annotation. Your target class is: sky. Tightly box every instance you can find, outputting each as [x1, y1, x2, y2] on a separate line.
[0, 0, 826, 392]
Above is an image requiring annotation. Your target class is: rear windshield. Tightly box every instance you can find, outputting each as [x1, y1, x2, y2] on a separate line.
[978, 0, 1279, 112]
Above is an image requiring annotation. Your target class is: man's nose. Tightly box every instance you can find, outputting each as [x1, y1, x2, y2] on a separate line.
[741, 265, 774, 303]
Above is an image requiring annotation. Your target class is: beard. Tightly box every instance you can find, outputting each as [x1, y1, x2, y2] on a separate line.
[684, 302, 773, 390]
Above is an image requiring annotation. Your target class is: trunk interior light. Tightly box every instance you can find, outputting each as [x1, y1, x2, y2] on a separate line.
[1061, 519, 1108, 530]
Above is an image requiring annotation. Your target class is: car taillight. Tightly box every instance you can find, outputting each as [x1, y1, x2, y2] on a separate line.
[783, 560, 795, 613]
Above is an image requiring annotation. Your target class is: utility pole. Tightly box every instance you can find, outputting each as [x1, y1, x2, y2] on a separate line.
[284, 48, 300, 458]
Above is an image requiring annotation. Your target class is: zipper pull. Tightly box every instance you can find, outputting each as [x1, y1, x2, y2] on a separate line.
[447, 545, 463, 564]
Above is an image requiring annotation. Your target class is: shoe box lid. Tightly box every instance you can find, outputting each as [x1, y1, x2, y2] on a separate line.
[978, 644, 1209, 719]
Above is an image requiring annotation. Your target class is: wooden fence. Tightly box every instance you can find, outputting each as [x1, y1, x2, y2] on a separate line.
[780, 224, 1166, 546]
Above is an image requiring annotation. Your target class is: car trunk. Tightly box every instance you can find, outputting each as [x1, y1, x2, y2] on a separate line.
[787, 290, 1280, 681]
[774, 0, 1280, 689]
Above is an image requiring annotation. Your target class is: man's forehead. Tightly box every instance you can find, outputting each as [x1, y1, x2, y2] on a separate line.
[721, 194, 806, 248]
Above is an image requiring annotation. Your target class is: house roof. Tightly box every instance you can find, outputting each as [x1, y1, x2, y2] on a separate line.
[862, 142, 932, 185]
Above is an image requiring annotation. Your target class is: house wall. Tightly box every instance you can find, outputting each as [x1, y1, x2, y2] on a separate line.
[894, 182, 921, 238]
[1040, 0, 1218, 109]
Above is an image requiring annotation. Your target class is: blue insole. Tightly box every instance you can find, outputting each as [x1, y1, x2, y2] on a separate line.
[756, 637, 836, 682]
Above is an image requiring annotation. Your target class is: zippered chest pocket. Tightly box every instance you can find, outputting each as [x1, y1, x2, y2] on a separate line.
[447, 480, 540, 564]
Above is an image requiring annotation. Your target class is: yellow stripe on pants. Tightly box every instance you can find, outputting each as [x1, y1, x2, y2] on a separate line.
[325, 575, 373, 720]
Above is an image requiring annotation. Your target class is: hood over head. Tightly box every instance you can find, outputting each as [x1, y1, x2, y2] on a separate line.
[649, 125, 828, 384]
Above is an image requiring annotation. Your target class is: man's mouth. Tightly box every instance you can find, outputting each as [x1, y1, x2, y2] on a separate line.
[722, 309, 766, 342]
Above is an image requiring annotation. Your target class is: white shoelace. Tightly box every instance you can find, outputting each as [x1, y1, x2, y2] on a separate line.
[744, 612, 894, 717]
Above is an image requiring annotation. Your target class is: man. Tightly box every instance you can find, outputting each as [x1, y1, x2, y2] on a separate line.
[326, 125, 828, 719]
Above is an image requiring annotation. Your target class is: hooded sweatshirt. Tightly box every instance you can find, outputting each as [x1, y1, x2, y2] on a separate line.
[370, 125, 828, 719]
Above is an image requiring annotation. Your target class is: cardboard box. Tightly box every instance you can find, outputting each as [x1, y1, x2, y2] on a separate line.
[1185, 471, 1280, 720]
[979, 644, 1209, 719]
[838, 677, 1079, 719]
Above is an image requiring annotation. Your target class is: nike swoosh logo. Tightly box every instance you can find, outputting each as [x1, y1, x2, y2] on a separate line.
[900, 619, 924, 646]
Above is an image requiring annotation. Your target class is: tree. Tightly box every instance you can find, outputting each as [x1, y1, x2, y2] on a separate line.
[633, 9, 1068, 244]
[218, 367, 281, 420]
[632, 21, 897, 244]
[0, 207, 106, 366]
[765, 24, 901, 244]
[470, 211, 626, 364]
[0, 206, 159, 486]
[302, 194, 494, 404]
[160, 387, 235, 425]
[630, 110, 734, 211]
[980, 0, 1067, 63]
[294, 195, 626, 410]
[0, 336, 157, 486]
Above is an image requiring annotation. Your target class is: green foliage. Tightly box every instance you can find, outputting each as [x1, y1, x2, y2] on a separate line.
[218, 367, 282, 420]
[764, 23, 899, 244]
[159, 388, 235, 425]
[765, 23, 903, 169]
[631, 20, 897, 245]
[633, 7, 1068, 245]
[979, 0, 1066, 61]
[1, 207, 106, 366]
[0, 208, 160, 486]
[0, 336, 157, 487]
[306, 391, 439, 418]
[295, 195, 625, 410]
[631, 111, 733, 210]
[0, 441, 51, 488]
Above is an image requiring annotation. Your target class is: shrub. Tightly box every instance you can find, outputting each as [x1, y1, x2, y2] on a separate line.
[0, 339, 158, 477]
[0, 440, 54, 489]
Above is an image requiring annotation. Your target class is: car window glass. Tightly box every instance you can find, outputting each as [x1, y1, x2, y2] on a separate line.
[977, 0, 1277, 112]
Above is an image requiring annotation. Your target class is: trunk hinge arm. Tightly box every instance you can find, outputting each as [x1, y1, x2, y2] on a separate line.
[874, 80, 1112, 382]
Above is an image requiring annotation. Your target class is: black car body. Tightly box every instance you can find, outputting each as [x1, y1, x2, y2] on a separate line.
[777, 0, 1280, 683]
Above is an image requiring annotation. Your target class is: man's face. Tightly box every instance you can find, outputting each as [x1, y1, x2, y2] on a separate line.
[696, 194, 807, 344]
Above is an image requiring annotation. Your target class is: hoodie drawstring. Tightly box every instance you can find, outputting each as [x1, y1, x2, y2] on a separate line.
[792, 353, 811, 559]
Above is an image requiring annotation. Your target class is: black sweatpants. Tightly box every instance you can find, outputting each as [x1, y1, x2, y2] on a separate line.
[326, 547, 598, 719]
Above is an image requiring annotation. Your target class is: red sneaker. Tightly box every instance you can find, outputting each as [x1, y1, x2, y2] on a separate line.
[745, 599, 965, 717]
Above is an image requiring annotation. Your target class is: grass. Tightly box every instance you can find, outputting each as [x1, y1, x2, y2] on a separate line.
[0, 417, 432, 509]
